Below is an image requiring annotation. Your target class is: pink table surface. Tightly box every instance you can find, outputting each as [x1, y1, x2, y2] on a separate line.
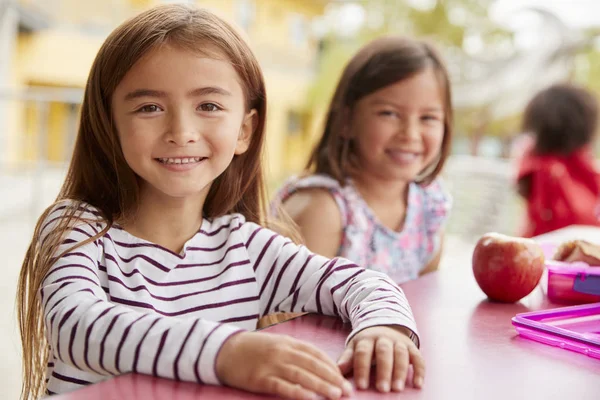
[53, 226, 600, 399]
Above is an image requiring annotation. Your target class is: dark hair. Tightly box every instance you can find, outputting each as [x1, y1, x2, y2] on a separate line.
[523, 83, 599, 155]
[306, 36, 453, 186]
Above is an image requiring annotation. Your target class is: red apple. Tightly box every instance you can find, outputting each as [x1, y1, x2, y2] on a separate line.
[472, 232, 545, 303]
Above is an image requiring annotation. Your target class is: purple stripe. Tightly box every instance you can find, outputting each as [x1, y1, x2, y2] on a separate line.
[290, 255, 323, 312]
[356, 306, 401, 321]
[99, 312, 125, 374]
[194, 324, 220, 383]
[51, 371, 92, 386]
[220, 314, 259, 323]
[289, 253, 317, 295]
[43, 281, 72, 309]
[186, 225, 243, 251]
[115, 314, 149, 372]
[174, 320, 199, 381]
[199, 221, 233, 237]
[103, 247, 171, 273]
[311, 259, 338, 314]
[262, 252, 298, 315]
[175, 243, 245, 268]
[107, 274, 256, 302]
[341, 275, 370, 300]
[369, 294, 398, 302]
[102, 257, 250, 287]
[104, 232, 183, 259]
[110, 295, 259, 317]
[84, 306, 115, 374]
[252, 233, 277, 272]
[56, 306, 77, 362]
[152, 329, 170, 377]
[72, 227, 94, 239]
[52, 275, 100, 287]
[45, 263, 99, 281]
[245, 226, 262, 247]
[132, 318, 161, 373]
[329, 269, 363, 317]
[64, 251, 97, 267]
[68, 321, 80, 370]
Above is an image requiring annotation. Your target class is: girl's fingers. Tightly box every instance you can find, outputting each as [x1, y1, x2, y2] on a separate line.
[280, 365, 344, 400]
[264, 376, 317, 400]
[336, 346, 354, 375]
[294, 340, 341, 375]
[391, 342, 410, 392]
[374, 337, 394, 393]
[409, 344, 426, 389]
[352, 339, 375, 390]
[291, 349, 352, 396]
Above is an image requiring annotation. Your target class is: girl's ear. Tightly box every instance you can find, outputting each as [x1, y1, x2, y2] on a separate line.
[235, 109, 257, 155]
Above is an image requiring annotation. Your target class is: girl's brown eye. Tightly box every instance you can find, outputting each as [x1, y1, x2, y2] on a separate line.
[199, 103, 221, 112]
[139, 105, 160, 113]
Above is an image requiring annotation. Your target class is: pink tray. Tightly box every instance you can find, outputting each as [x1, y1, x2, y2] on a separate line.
[512, 302, 600, 359]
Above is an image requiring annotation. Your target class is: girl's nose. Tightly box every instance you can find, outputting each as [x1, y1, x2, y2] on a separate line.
[166, 110, 199, 145]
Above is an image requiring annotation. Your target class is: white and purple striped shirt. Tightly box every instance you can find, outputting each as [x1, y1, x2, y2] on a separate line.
[40, 201, 419, 395]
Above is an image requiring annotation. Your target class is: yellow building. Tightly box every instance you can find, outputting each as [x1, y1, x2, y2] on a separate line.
[1, 0, 326, 183]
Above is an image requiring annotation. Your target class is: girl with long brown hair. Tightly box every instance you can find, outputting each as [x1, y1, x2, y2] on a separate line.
[17, 5, 424, 400]
[273, 37, 454, 284]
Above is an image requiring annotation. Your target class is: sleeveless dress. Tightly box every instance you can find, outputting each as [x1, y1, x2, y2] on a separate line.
[272, 174, 452, 284]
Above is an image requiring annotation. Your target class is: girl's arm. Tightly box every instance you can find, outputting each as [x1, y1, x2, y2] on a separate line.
[281, 189, 342, 259]
[41, 208, 243, 387]
[243, 222, 419, 346]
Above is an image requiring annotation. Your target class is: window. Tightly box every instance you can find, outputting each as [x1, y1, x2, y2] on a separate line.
[236, 0, 255, 31]
[289, 13, 308, 47]
[286, 111, 304, 136]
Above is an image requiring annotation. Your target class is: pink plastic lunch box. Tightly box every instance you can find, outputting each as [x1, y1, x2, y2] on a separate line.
[540, 243, 600, 305]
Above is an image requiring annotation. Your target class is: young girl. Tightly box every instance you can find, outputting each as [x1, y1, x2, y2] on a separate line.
[273, 37, 453, 284]
[516, 83, 600, 237]
[17, 5, 425, 399]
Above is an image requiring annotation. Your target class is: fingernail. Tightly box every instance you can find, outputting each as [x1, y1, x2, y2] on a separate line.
[342, 380, 354, 395]
[302, 392, 318, 400]
[415, 376, 424, 388]
[393, 380, 405, 391]
[329, 386, 342, 399]
[357, 379, 368, 390]
[378, 382, 390, 392]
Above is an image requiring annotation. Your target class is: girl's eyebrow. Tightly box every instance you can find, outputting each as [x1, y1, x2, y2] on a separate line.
[124, 86, 232, 101]
[370, 99, 444, 112]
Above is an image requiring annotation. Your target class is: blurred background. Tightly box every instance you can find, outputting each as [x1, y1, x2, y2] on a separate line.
[1, 0, 599, 397]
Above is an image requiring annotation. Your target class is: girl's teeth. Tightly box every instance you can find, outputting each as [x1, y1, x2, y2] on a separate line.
[159, 157, 202, 164]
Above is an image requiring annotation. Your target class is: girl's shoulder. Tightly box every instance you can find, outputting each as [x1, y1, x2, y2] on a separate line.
[274, 174, 346, 200]
[41, 199, 106, 232]
[272, 173, 352, 226]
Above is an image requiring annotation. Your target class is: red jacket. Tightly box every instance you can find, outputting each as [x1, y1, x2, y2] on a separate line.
[517, 146, 600, 237]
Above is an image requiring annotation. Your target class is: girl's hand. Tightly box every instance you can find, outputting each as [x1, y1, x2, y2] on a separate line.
[216, 331, 353, 400]
[337, 326, 425, 393]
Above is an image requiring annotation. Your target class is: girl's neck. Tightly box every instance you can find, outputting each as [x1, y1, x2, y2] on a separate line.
[123, 186, 208, 253]
[351, 172, 410, 207]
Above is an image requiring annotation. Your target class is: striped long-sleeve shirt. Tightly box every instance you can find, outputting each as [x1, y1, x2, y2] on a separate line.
[40, 201, 419, 395]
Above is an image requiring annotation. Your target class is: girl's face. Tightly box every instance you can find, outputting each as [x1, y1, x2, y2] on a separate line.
[112, 44, 255, 203]
[348, 67, 445, 184]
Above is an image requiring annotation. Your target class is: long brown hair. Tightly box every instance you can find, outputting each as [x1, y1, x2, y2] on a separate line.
[307, 36, 453, 186]
[17, 5, 268, 399]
